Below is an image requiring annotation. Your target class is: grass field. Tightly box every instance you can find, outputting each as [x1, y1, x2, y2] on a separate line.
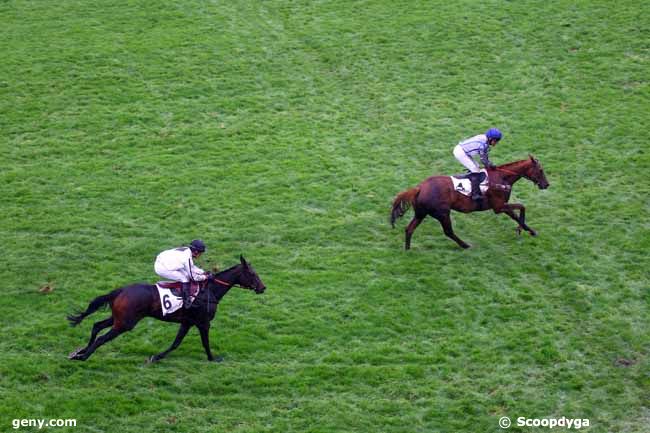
[1, 0, 648, 432]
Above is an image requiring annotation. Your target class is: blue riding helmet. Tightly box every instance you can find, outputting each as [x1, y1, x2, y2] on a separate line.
[486, 128, 502, 141]
[189, 239, 206, 253]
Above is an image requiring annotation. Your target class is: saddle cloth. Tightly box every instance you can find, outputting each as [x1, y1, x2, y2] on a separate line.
[450, 170, 489, 196]
[155, 281, 201, 316]
[155, 285, 183, 316]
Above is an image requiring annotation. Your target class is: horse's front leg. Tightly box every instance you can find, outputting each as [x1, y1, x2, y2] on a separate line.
[197, 324, 223, 363]
[149, 322, 191, 363]
[495, 203, 537, 236]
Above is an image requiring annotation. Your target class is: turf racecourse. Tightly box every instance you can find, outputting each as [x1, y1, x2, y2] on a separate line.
[1, 0, 648, 432]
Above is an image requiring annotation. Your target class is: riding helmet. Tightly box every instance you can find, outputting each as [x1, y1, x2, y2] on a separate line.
[189, 239, 206, 253]
[486, 128, 502, 141]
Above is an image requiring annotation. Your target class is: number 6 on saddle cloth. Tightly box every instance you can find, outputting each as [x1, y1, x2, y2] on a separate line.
[156, 281, 201, 315]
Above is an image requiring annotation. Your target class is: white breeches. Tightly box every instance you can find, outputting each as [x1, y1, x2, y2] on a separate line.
[453, 145, 480, 173]
[154, 261, 190, 282]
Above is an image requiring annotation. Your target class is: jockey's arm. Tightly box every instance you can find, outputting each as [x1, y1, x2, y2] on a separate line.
[480, 149, 495, 168]
[186, 258, 208, 281]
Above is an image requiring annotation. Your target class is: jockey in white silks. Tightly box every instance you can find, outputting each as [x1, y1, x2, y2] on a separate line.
[452, 128, 502, 201]
[154, 239, 210, 309]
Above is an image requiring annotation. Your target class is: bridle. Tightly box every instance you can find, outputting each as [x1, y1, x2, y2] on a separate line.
[208, 268, 257, 290]
[197, 267, 261, 312]
[203, 263, 262, 293]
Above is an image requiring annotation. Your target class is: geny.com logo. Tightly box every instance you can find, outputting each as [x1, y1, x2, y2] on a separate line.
[12, 419, 77, 430]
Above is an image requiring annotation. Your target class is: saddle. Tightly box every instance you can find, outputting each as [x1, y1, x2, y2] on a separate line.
[156, 281, 202, 297]
[454, 171, 486, 182]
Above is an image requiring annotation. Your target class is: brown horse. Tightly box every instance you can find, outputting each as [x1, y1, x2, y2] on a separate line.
[391, 155, 549, 249]
[67, 255, 266, 363]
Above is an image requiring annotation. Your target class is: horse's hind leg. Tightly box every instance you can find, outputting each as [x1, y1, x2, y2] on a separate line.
[433, 211, 471, 249]
[86, 317, 113, 348]
[405, 215, 425, 250]
[70, 327, 126, 361]
[71, 317, 114, 357]
[149, 323, 191, 363]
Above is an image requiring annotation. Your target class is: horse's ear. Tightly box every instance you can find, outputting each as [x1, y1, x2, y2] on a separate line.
[529, 154, 538, 164]
[240, 254, 248, 267]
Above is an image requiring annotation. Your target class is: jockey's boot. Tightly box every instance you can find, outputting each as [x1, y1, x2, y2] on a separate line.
[470, 173, 482, 201]
[182, 282, 193, 309]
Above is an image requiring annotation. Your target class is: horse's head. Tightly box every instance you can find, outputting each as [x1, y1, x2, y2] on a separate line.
[526, 155, 550, 190]
[237, 255, 266, 294]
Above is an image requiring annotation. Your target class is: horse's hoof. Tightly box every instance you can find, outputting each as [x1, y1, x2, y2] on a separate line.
[211, 355, 224, 363]
[461, 243, 471, 249]
[68, 348, 84, 360]
[147, 356, 159, 364]
[530, 230, 538, 237]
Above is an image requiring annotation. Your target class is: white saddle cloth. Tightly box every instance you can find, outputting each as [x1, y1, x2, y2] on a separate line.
[450, 170, 489, 196]
[156, 284, 184, 316]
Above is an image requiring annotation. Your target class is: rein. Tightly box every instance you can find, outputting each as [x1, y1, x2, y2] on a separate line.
[212, 277, 239, 288]
[495, 166, 534, 183]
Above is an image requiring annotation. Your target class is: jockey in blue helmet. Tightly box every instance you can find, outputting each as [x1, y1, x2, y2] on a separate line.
[453, 128, 502, 201]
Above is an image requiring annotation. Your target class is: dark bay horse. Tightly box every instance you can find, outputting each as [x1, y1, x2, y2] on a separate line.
[391, 155, 549, 249]
[68, 255, 266, 363]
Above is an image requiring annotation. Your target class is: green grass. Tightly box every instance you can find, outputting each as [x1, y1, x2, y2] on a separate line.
[1, 0, 648, 432]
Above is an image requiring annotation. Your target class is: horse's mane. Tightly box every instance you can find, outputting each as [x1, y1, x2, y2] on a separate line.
[198, 262, 242, 304]
[214, 262, 240, 277]
[497, 157, 535, 171]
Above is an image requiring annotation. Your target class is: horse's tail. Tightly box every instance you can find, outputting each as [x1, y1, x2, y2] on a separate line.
[390, 186, 420, 227]
[67, 288, 122, 326]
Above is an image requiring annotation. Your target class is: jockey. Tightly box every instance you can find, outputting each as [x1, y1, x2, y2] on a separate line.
[154, 239, 210, 309]
[453, 128, 502, 201]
